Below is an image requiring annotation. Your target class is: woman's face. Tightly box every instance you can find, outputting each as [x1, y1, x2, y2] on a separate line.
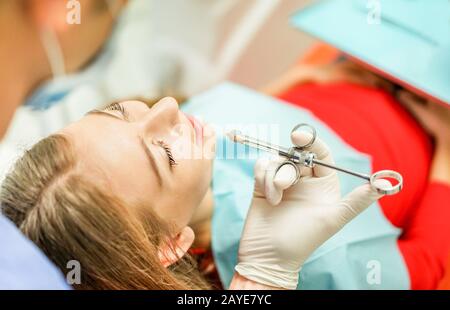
[61, 98, 216, 230]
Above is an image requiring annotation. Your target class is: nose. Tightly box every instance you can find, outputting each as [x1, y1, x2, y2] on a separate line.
[140, 97, 181, 133]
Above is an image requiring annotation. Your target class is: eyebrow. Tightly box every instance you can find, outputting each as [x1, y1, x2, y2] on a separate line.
[87, 109, 125, 121]
[87, 109, 164, 187]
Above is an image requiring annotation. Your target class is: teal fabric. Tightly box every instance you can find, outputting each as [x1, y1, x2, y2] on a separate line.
[182, 82, 410, 289]
[291, 0, 450, 106]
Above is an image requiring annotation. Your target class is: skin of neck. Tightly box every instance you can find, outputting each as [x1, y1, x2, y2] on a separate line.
[0, 2, 51, 139]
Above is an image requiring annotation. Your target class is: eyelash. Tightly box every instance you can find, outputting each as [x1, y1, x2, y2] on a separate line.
[156, 140, 177, 167]
[105, 102, 124, 112]
[104, 102, 128, 119]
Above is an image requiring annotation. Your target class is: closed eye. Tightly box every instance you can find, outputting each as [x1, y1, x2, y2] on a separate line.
[156, 140, 177, 168]
[103, 102, 129, 121]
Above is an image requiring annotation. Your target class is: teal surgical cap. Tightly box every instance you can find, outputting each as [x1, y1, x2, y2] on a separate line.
[291, 0, 450, 107]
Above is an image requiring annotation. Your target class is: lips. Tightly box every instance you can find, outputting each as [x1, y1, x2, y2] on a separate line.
[186, 115, 203, 145]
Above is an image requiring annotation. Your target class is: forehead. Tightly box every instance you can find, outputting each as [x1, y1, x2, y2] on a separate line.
[60, 114, 159, 206]
[64, 114, 136, 161]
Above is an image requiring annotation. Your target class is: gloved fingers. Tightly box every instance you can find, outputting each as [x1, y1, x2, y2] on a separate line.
[299, 165, 313, 177]
[291, 131, 330, 159]
[273, 162, 298, 191]
[254, 157, 286, 205]
[291, 131, 335, 177]
[264, 160, 284, 206]
[313, 153, 335, 178]
[254, 158, 271, 194]
[333, 179, 390, 226]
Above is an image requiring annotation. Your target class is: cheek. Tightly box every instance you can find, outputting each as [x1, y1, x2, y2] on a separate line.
[99, 141, 158, 206]
[154, 195, 196, 230]
[148, 160, 213, 230]
[178, 160, 212, 201]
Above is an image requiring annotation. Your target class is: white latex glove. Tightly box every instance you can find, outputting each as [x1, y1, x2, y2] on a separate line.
[235, 131, 390, 289]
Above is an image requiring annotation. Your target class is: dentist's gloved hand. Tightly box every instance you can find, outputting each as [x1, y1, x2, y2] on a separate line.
[235, 131, 389, 289]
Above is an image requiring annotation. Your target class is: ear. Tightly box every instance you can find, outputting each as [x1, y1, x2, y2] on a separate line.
[158, 227, 195, 268]
[27, 0, 71, 31]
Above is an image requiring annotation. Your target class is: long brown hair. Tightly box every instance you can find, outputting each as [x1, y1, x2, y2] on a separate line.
[0, 135, 209, 290]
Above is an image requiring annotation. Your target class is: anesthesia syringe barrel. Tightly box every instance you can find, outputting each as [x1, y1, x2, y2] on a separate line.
[226, 130, 317, 167]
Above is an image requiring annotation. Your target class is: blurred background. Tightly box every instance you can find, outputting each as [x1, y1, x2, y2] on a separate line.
[123, 0, 318, 96]
[1, 0, 319, 179]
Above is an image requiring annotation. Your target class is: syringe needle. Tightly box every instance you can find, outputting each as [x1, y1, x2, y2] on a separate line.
[312, 159, 371, 181]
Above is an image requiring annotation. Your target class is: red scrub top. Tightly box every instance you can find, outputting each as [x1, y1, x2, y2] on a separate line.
[279, 82, 450, 289]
